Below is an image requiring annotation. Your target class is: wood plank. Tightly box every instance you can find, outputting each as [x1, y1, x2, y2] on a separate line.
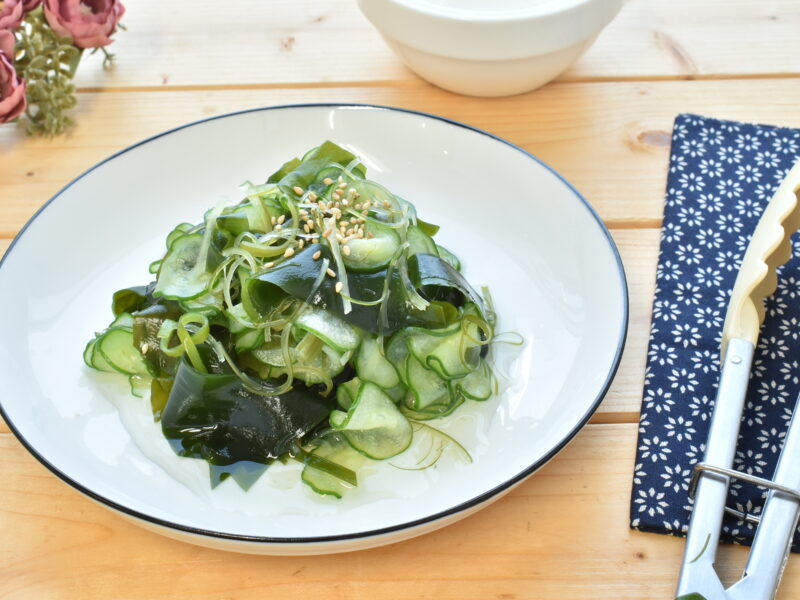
[65, 0, 800, 90]
[0, 424, 794, 599]
[4, 78, 800, 233]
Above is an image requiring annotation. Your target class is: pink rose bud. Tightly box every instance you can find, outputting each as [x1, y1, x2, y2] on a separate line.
[0, 0, 24, 31]
[0, 30, 26, 123]
[23, 0, 43, 11]
[44, 0, 125, 49]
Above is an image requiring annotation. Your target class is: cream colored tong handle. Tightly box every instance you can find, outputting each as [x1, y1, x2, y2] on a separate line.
[721, 159, 800, 359]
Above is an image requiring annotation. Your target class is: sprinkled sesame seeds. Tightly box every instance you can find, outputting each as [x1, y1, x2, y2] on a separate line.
[303, 224, 310, 234]
[383, 200, 392, 208]
[322, 229, 332, 238]
[326, 268, 336, 278]
[308, 192, 317, 201]
[335, 282, 343, 293]
[298, 239, 305, 249]
[293, 186, 304, 196]
[141, 343, 150, 354]
[275, 224, 283, 231]
[277, 214, 286, 225]
[312, 250, 322, 260]
[323, 177, 333, 185]
[283, 247, 295, 258]
[271, 215, 277, 225]
[265, 261, 275, 268]
[343, 245, 351, 256]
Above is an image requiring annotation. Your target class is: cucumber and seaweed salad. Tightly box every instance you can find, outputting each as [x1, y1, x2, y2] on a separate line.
[84, 141, 498, 498]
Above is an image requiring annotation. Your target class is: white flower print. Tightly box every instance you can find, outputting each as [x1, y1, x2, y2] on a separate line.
[754, 182, 777, 202]
[675, 243, 703, 265]
[698, 158, 724, 178]
[639, 435, 671, 463]
[716, 178, 743, 198]
[757, 427, 785, 455]
[714, 250, 740, 271]
[662, 220, 684, 244]
[647, 341, 677, 367]
[653, 298, 682, 321]
[690, 348, 718, 374]
[696, 192, 724, 213]
[681, 138, 706, 158]
[688, 395, 714, 420]
[778, 316, 800, 341]
[657, 260, 683, 282]
[773, 135, 799, 154]
[669, 154, 688, 173]
[735, 132, 761, 151]
[694, 266, 723, 288]
[699, 127, 724, 146]
[758, 335, 788, 361]
[635, 488, 669, 517]
[676, 206, 705, 227]
[718, 145, 742, 163]
[755, 150, 780, 169]
[693, 306, 722, 329]
[664, 415, 696, 442]
[643, 387, 675, 413]
[734, 196, 763, 219]
[680, 171, 705, 192]
[757, 378, 790, 406]
[696, 228, 723, 249]
[735, 163, 761, 183]
[671, 324, 701, 349]
[660, 464, 692, 493]
[667, 366, 699, 393]
[779, 359, 800, 385]
[716, 213, 743, 234]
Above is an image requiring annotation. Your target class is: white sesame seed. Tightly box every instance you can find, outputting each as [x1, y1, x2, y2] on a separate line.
[338, 181, 347, 190]
[312, 250, 322, 260]
[342, 245, 351, 256]
[292, 186, 304, 195]
[335, 281, 343, 293]
[308, 192, 317, 201]
[298, 239, 305, 249]
[277, 214, 286, 225]
[275, 224, 283, 231]
[332, 193, 341, 201]
[322, 229, 332, 238]
[271, 215, 277, 225]
[326, 268, 336, 278]
[303, 224, 310, 234]
[265, 261, 275, 268]
[141, 343, 150, 354]
[283, 247, 295, 258]
[323, 177, 333, 185]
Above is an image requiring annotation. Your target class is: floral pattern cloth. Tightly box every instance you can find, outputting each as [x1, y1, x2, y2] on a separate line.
[630, 113, 800, 550]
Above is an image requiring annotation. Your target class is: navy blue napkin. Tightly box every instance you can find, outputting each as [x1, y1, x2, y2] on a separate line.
[631, 114, 800, 549]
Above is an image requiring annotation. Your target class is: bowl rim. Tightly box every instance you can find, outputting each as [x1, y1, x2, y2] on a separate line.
[388, 0, 596, 23]
[0, 103, 629, 545]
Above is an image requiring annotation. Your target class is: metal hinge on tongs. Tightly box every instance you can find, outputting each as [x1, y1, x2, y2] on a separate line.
[676, 159, 800, 600]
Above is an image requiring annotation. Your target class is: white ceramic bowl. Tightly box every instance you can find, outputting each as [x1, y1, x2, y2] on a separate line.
[358, 0, 623, 96]
[0, 105, 627, 554]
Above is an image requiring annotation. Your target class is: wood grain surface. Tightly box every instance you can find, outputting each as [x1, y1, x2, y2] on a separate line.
[2, 0, 800, 597]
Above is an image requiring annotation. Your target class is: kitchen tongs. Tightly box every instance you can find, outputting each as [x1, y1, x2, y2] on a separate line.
[676, 159, 800, 600]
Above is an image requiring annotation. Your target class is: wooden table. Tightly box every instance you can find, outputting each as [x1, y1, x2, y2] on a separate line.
[2, 1, 799, 597]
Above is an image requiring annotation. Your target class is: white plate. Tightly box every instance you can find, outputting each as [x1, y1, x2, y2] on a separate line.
[0, 105, 627, 555]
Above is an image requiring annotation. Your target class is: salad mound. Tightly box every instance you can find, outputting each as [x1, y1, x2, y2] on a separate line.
[84, 141, 497, 498]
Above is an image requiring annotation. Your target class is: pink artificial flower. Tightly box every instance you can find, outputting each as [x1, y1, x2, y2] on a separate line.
[43, 0, 125, 49]
[0, 0, 24, 31]
[0, 30, 26, 123]
[23, 0, 43, 11]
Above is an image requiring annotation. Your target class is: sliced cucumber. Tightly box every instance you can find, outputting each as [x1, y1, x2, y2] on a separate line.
[436, 244, 461, 271]
[385, 329, 414, 384]
[451, 359, 493, 401]
[336, 377, 362, 410]
[154, 232, 223, 301]
[330, 381, 413, 460]
[110, 312, 135, 329]
[234, 328, 264, 354]
[407, 325, 479, 380]
[83, 339, 99, 369]
[96, 327, 151, 376]
[294, 304, 360, 352]
[404, 354, 449, 411]
[406, 225, 438, 257]
[301, 432, 365, 499]
[356, 335, 400, 389]
[342, 225, 400, 272]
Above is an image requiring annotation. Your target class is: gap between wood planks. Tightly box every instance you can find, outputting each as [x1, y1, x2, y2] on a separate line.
[72, 72, 800, 95]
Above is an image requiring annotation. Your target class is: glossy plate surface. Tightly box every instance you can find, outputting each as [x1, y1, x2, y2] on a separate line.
[0, 105, 627, 554]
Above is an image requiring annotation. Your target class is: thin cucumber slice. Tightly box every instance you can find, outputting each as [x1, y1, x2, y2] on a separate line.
[406, 225, 438, 257]
[110, 312, 134, 330]
[356, 336, 400, 389]
[294, 304, 360, 352]
[235, 328, 264, 354]
[330, 381, 413, 460]
[405, 354, 449, 411]
[154, 232, 223, 301]
[96, 327, 151, 376]
[301, 432, 365, 499]
[337, 377, 362, 410]
[342, 225, 400, 272]
[451, 359, 493, 401]
[165, 222, 194, 249]
[436, 244, 461, 271]
[401, 393, 465, 421]
[225, 303, 250, 334]
[385, 329, 415, 385]
[407, 326, 479, 380]
[83, 339, 99, 369]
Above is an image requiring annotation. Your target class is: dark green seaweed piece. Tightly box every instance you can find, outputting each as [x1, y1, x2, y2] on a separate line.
[161, 352, 335, 467]
[245, 247, 481, 335]
[268, 141, 367, 195]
